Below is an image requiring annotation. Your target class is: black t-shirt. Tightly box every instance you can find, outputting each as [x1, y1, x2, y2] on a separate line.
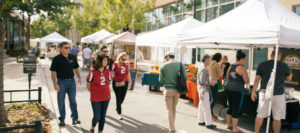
[50, 54, 79, 79]
[256, 60, 290, 95]
[222, 62, 231, 78]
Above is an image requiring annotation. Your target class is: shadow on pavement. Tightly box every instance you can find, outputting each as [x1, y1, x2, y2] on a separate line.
[106, 115, 168, 133]
[73, 125, 90, 133]
[63, 124, 81, 133]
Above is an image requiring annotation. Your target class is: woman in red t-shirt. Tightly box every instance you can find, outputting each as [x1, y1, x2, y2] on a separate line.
[111, 52, 131, 120]
[86, 55, 111, 133]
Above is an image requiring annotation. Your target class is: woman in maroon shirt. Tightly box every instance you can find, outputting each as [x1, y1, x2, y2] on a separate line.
[87, 55, 111, 133]
[111, 52, 131, 120]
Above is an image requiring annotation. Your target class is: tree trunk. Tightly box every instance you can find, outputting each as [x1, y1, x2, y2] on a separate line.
[0, 0, 7, 127]
[26, 14, 31, 51]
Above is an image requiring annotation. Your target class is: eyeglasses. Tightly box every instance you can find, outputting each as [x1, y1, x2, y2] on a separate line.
[64, 47, 71, 50]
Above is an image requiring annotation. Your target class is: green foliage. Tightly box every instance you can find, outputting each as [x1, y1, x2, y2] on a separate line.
[14, 116, 26, 123]
[72, 0, 155, 36]
[5, 103, 24, 110]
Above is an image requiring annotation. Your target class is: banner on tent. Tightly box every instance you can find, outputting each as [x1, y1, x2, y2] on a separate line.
[281, 48, 300, 88]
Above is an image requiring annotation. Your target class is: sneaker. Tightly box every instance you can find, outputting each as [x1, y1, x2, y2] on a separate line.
[72, 120, 81, 125]
[89, 128, 94, 133]
[198, 122, 205, 126]
[206, 124, 217, 129]
[59, 121, 65, 126]
[119, 116, 123, 120]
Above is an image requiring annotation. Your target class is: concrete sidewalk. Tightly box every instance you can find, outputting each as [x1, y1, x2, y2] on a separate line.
[4, 54, 300, 133]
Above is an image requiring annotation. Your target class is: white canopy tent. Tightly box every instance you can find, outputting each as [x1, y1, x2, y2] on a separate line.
[81, 29, 114, 44]
[179, 0, 300, 47]
[136, 18, 204, 65]
[40, 32, 72, 49]
[178, 0, 300, 132]
[104, 32, 136, 45]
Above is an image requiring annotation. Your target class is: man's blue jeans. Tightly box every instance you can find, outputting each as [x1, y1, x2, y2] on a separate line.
[57, 78, 78, 121]
[91, 100, 110, 132]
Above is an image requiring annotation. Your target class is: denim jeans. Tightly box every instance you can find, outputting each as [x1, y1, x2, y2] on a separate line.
[57, 78, 78, 121]
[210, 84, 219, 114]
[91, 100, 110, 132]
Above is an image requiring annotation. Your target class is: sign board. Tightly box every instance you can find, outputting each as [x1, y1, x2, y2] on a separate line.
[23, 56, 37, 73]
[129, 69, 138, 90]
[281, 48, 300, 88]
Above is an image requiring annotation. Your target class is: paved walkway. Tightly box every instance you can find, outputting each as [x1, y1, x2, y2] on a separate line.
[4, 55, 300, 133]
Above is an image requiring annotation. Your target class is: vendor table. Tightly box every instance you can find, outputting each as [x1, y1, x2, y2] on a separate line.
[186, 80, 199, 106]
[141, 72, 163, 91]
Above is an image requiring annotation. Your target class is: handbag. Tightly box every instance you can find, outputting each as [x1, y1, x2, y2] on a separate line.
[177, 63, 188, 94]
[115, 81, 125, 87]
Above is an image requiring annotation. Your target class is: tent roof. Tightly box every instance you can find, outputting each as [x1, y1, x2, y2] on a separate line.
[40, 32, 71, 43]
[81, 29, 114, 44]
[136, 17, 203, 47]
[104, 32, 136, 45]
[30, 38, 40, 42]
[178, 0, 300, 48]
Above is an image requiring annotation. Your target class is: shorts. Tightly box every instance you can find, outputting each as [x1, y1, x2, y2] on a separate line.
[83, 58, 91, 65]
[256, 91, 286, 120]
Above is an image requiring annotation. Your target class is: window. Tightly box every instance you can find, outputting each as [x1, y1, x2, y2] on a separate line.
[220, 0, 233, 4]
[294, 6, 300, 15]
[253, 48, 268, 70]
[220, 3, 234, 16]
[170, 2, 183, 15]
[184, 0, 193, 12]
[195, 10, 205, 22]
[206, 7, 218, 22]
[206, 0, 218, 7]
[196, 0, 205, 9]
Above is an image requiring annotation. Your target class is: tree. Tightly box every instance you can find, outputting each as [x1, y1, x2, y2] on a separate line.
[101, 0, 155, 33]
[71, 0, 104, 36]
[0, 0, 74, 127]
[72, 0, 155, 36]
[31, 8, 73, 38]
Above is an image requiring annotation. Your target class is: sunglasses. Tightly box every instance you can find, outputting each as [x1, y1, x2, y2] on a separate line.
[64, 47, 71, 50]
[122, 58, 127, 61]
[103, 51, 109, 53]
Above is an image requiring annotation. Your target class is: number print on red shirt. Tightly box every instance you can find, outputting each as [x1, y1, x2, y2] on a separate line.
[100, 76, 105, 86]
[121, 66, 126, 74]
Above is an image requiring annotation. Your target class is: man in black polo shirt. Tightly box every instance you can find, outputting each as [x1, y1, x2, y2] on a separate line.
[50, 42, 81, 126]
[251, 50, 292, 133]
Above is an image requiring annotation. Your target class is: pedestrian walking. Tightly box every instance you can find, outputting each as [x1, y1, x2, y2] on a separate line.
[208, 53, 225, 120]
[70, 43, 79, 60]
[197, 54, 217, 129]
[100, 46, 114, 70]
[251, 50, 292, 133]
[83, 45, 92, 70]
[50, 42, 81, 126]
[87, 55, 111, 133]
[159, 51, 187, 133]
[224, 50, 249, 133]
[111, 52, 131, 120]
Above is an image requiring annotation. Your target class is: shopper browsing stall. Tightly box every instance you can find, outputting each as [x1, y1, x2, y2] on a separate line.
[224, 50, 249, 133]
[208, 53, 225, 120]
[251, 50, 292, 133]
[197, 54, 217, 129]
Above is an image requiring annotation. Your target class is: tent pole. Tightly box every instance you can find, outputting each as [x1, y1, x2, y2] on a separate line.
[195, 47, 198, 63]
[134, 44, 137, 69]
[247, 45, 253, 90]
[266, 44, 279, 133]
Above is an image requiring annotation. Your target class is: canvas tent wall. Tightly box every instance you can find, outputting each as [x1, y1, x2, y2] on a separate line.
[136, 18, 204, 65]
[81, 29, 114, 44]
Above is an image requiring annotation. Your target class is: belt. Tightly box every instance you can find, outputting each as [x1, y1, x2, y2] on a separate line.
[58, 78, 73, 80]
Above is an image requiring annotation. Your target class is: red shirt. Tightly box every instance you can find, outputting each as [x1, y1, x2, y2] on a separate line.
[87, 68, 111, 102]
[112, 63, 130, 82]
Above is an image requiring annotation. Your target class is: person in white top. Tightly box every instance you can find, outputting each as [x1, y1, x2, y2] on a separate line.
[82, 45, 92, 70]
